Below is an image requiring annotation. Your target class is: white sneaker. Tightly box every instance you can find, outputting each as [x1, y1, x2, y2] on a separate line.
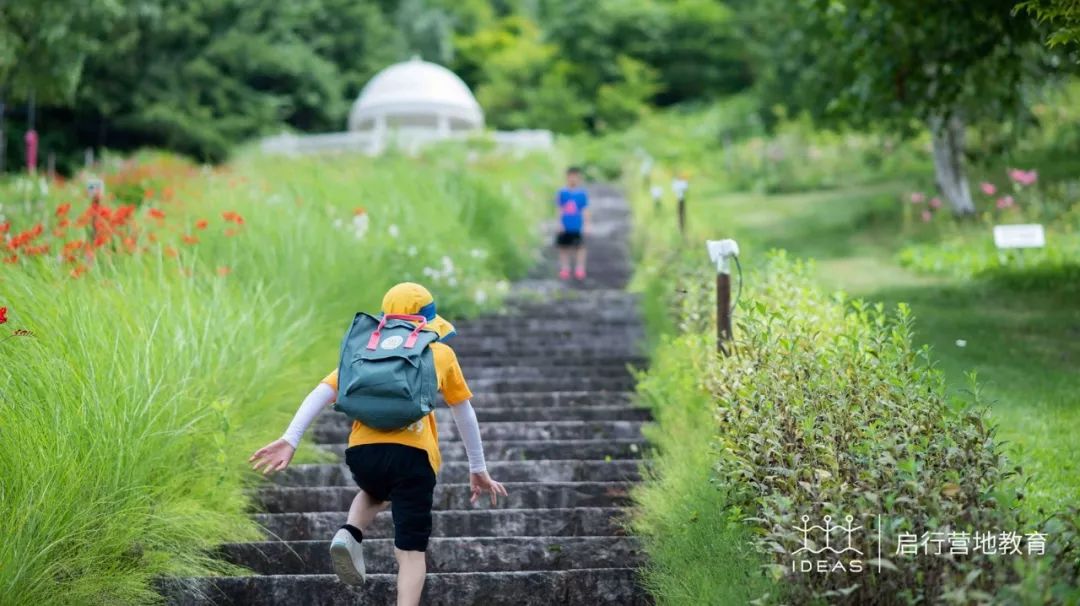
[329, 528, 366, 585]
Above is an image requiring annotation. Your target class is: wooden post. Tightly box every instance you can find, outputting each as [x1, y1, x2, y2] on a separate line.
[717, 271, 732, 354]
[672, 177, 689, 238]
[706, 239, 740, 355]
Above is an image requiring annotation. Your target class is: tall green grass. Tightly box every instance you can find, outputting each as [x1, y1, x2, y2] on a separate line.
[0, 148, 554, 604]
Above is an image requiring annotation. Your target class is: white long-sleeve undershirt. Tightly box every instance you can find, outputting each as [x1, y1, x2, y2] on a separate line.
[279, 384, 488, 473]
[448, 401, 487, 473]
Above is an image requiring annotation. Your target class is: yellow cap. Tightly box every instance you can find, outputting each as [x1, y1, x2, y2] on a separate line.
[381, 282, 456, 340]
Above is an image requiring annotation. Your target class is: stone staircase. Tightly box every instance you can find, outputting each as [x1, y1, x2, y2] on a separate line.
[164, 186, 651, 605]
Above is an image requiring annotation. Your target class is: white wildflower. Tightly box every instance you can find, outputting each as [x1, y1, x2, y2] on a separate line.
[955, 339, 967, 348]
[470, 248, 487, 259]
[407, 246, 418, 257]
[474, 289, 488, 305]
[388, 224, 400, 238]
[352, 214, 369, 239]
[441, 255, 454, 273]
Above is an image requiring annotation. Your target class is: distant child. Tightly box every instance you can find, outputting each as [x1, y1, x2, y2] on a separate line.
[555, 166, 589, 280]
[249, 282, 507, 606]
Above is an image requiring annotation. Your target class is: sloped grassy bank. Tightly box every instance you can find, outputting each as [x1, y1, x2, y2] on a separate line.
[630, 249, 1080, 603]
[0, 146, 553, 605]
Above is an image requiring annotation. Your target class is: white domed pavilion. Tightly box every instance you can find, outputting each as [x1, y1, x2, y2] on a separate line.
[348, 57, 484, 135]
[260, 57, 550, 156]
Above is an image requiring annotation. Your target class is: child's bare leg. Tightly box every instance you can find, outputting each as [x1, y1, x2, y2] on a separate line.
[347, 490, 388, 531]
[558, 247, 571, 273]
[395, 549, 426, 606]
[574, 245, 587, 273]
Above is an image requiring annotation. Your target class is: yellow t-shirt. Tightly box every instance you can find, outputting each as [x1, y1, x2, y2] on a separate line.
[322, 342, 472, 474]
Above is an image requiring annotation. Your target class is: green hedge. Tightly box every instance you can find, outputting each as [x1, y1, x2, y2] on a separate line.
[632, 251, 1080, 604]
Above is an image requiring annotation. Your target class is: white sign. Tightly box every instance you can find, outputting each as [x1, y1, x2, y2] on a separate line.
[993, 224, 1045, 249]
[672, 178, 689, 198]
[706, 239, 740, 273]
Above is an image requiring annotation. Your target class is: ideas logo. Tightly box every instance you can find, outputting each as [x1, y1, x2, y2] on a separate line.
[792, 514, 865, 573]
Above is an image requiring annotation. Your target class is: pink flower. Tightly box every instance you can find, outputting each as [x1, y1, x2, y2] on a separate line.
[909, 192, 926, 204]
[1007, 168, 1038, 187]
[996, 195, 1015, 209]
[929, 197, 942, 209]
[980, 182, 996, 196]
[920, 210, 933, 223]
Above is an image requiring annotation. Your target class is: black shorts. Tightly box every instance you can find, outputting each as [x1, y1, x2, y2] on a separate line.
[345, 444, 436, 552]
[555, 231, 584, 247]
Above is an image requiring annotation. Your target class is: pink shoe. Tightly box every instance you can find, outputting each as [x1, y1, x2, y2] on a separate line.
[558, 268, 571, 280]
[574, 268, 586, 280]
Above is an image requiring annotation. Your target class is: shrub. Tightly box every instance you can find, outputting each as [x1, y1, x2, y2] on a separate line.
[634, 251, 1080, 604]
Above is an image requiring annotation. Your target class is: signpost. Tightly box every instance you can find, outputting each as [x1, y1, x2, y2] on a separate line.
[650, 185, 663, 210]
[706, 239, 740, 355]
[673, 176, 689, 237]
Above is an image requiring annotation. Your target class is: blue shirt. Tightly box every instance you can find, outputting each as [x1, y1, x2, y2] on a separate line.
[556, 188, 589, 233]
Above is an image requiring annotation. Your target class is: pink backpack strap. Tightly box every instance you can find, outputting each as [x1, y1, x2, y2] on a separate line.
[366, 314, 428, 350]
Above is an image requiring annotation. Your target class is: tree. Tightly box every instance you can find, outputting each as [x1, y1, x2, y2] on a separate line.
[1018, 0, 1080, 47]
[744, 0, 1059, 214]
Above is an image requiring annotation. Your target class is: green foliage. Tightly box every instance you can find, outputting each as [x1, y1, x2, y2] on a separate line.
[634, 247, 1080, 604]
[743, 0, 1063, 132]
[1018, 0, 1080, 47]
[0, 147, 552, 604]
[897, 176, 1080, 294]
[0, 0, 123, 104]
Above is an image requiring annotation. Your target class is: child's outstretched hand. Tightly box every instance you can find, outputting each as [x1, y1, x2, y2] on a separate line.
[470, 471, 508, 506]
[249, 438, 295, 475]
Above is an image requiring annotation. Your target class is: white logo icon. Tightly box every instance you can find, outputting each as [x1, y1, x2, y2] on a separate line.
[794, 515, 864, 556]
[380, 335, 404, 350]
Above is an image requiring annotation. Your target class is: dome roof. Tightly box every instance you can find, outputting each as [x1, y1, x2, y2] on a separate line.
[349, 57, 484, 131]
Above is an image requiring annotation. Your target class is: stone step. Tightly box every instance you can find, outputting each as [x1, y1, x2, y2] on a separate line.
[255, 482, 634, 513]
[312, 420, 646, 445]
[463, 365, 635, 380]
[161, 568, 649, 606]
[444, 355, 648, 368]
[254, 507, 627, 541]
[466, 377, 637, 393]
[219, 536, 642, 575]
[444, 405, 652, 422]
[270, 460, 642, 487]
[454, 319, 643, 331]
[453, 347, 644, 359]
[314, 405, 649, 432]
[460, 391, 637, 408]
[322, 439, 646, 462]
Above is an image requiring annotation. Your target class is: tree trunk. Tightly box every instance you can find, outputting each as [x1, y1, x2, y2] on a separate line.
[928, 112, 975, 215]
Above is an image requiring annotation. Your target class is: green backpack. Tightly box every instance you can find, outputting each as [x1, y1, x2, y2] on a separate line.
[333, 313, 440, 430]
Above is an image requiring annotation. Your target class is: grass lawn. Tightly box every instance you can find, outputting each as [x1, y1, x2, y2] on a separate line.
[680, 180, 1080, 515]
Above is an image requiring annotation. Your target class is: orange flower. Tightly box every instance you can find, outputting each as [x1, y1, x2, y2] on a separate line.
[233, 215, 245, 225]
[93, 234, 110, 248]
[144, 188, 155, 199]
[70, 264, 88, 279]
[195, 219, 209, 230]
[354, 207, 367, 216]
[0, 306, 7, 324]
[148, 233, 159, 244]
[216, 266, 231, 277]
[56, 203, 71, 217]
[182, 235, 199, 245]
[58, 218, 70, 228]
[148, 208, 166, 220]
[222, 211, 237, 222]
[0, 222, 9, 234]
[2, 254, 17, 264]
[164, 246, 179, 258]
